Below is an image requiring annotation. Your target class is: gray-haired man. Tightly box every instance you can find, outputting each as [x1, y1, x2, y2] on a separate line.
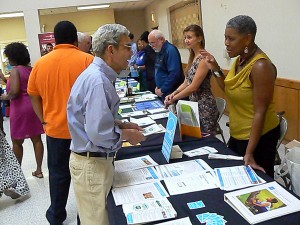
[77, 32, 92, 53]
[67, 24, 146, 225]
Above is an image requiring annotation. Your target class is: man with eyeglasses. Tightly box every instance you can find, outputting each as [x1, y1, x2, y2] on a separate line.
[67, 24, 146, 225]
[148, 29, 184, 102]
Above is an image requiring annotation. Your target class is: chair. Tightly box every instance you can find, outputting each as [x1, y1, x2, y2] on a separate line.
[274, 114, 288, 165]
[274, 116, 290, 188]
[276, 116, 288, 151]
[215, 97, 226, 143]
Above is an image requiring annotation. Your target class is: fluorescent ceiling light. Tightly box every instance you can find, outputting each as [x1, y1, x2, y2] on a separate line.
[77, 4, 110, 10]
[0, 12, 24, 19]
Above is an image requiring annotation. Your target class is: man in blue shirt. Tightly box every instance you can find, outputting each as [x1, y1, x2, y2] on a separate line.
[128, 32, 138, 66]
[67, 24, 146, 225]
[148, 30, 184, 101]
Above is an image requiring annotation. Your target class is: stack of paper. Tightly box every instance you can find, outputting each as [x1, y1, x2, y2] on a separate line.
[208, 153, 243, 160]
[112, 182, 169, 206]
[149, 112, 170, 120]
[122, 198, 177, 224]
[130, 117, 156, 126]
[155, 159, 213, 178]
[114, 155, 158, 173]
[183, 146, 218, 157]
[147, 108, 169, 114]
[120, 110, 145, 118]
[214, 165, 266, 191]
[113, 167, 161, 188]
[142, 124, 165, 136]
[164, 172, 219, 195]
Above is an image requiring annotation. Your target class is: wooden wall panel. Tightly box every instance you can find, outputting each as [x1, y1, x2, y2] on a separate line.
[299, 91, 300, 141]
[273, 86, 299, 141]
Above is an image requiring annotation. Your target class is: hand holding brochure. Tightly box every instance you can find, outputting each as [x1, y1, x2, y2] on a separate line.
[224, 181, 300, 224]
[122, 198, 177, 224]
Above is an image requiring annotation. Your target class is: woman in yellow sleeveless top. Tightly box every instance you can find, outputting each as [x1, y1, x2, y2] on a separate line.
[200, 15, 280, 178]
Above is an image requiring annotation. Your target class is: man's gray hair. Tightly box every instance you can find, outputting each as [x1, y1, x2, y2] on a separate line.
[226, 15, 257, 37]
[77, 32, 87, 43]
[150, 29, 165, 39]
[92, 24, 130, 56]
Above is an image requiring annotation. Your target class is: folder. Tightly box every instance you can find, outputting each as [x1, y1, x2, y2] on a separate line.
[176, 100, 202, 138]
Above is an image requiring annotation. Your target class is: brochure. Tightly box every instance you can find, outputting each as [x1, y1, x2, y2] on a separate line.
[214, 165, 266, 191]
[155, 159, 213, 179]
[112, 181, 169, 206]
[183, 146, 218, 157]
[142, 124, 163, 136]
[114, 155, 158, 173]
[149, 112, 170, 120]
[134, 100, 164, 111]
[122, 198, 177, 224]
[113, 167, 161, 188]
[164, 172, 219, 195]
[130, 117, 156, 126]
[224, 181, 300, 224]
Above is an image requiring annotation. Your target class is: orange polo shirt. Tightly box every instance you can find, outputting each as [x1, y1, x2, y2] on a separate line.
[28, 44, 94, 139]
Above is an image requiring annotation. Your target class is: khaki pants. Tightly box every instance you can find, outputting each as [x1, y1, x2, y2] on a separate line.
[69, 152, 114, 225]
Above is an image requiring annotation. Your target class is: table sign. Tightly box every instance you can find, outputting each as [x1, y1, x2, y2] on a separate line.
[162, 111, 177, 162]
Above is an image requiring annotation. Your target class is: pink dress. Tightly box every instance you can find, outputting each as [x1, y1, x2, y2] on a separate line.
[6, 66, 44, 139]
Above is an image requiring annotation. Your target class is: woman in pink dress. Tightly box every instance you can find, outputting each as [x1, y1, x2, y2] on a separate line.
[0, 42, 44, 178]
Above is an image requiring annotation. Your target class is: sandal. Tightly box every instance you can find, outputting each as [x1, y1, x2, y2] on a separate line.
[4, 189, 21, 199]
[32, 171, 44, 178]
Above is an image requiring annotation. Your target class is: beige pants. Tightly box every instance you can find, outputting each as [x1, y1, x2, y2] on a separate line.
[69, 152, 114, 225]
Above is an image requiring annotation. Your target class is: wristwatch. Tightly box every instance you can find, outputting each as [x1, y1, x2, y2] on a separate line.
[212, 68, 224, 78]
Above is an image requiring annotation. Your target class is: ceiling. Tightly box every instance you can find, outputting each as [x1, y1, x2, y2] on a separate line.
[39, 0, 155, 15]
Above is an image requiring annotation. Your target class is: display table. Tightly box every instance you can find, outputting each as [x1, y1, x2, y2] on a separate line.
[107, 137, 300, 225]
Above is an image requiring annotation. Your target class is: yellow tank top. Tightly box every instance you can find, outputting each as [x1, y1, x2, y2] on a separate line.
[225, 53, 279, 140]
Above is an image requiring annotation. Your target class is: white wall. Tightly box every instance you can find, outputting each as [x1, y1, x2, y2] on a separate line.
[145, 0, 190, 64]
[145, 0, 300, 80]
[201, 0, 300, 80]
[0, 0, 142, 65]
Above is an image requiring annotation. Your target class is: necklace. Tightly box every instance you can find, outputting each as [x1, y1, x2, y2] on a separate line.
[238, 45, 258, 67]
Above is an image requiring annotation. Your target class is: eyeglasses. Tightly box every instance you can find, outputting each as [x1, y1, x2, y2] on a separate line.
[123, 44, 132, 49]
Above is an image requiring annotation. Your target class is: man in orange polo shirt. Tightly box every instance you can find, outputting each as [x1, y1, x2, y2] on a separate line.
[28, 21, 94, 225]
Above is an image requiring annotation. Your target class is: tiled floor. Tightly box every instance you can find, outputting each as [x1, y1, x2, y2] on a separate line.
[0, 114, 287, 225]
[0, 117, 78, 225]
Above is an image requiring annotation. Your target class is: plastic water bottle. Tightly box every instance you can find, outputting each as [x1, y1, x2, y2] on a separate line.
[130, 66, 138, 78]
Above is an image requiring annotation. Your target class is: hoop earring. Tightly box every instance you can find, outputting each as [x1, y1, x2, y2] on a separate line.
[244, 47, 249, 54]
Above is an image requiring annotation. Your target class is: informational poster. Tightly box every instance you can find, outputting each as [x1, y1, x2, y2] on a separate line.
[161, 111, 177, 163]
[38, 32, 55, 56]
